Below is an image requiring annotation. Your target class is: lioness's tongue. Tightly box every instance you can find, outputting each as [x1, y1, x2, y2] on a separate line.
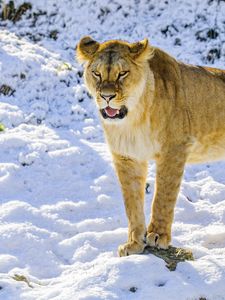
[105, 107, 118, 117]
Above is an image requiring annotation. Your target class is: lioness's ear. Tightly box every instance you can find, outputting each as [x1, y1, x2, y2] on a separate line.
[76, 36, 100, 63]
[129, 38, 153, 60]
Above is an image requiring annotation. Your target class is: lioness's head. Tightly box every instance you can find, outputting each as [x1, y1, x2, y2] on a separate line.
[77, 36, 153, 124]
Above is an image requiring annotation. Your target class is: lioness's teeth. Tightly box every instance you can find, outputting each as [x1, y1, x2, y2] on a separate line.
[116, 110, 119, 114]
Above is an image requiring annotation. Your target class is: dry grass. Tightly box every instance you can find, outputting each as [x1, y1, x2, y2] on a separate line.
[1, 1, 31, 22]
[0, 84, 15, 96]
[12, 274, 33, 288]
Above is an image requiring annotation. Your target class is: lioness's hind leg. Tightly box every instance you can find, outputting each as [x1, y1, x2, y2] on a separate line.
[147, 146, 187, 249]
[113, 153, 148, 256]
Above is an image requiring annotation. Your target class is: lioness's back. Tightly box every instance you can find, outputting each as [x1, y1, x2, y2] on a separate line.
[150, 48, 225, 137]
[179, 62, 225, 135]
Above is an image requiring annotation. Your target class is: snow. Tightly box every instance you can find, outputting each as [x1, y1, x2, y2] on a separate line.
[0, 0, 225, 299]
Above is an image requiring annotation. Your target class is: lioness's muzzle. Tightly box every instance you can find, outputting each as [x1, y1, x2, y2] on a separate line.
[100, 105, 128, 119]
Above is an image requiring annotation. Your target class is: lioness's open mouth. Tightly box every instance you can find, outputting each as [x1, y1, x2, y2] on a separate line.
[100, 105, 128, 119]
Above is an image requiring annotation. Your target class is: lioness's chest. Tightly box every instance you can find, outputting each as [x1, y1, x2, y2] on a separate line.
[105, 125, 160, 161]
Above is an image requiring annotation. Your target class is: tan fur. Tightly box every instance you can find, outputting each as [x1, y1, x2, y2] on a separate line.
[77, 36, 225, 256]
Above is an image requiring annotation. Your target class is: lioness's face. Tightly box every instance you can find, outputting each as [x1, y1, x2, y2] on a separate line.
[77, 37, 152, 124]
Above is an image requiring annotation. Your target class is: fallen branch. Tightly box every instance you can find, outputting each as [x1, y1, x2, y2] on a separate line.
[144, 245, 194, 271]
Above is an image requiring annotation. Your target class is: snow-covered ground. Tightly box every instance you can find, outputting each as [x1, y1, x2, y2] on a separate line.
[0, 1, 225, 299]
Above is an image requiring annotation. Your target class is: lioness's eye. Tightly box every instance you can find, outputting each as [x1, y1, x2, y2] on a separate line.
[92, 71, 101, 79]
[118, 71, 129, 79]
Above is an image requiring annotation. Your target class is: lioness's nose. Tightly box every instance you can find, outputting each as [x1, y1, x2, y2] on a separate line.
[100, 93, 116, 102]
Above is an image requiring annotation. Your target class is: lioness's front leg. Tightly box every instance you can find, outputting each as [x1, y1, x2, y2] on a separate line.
[113, 153, 148, 256]
[147, 145, 187, 249]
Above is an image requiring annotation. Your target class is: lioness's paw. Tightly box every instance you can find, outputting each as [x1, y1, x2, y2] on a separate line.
[146, 232, 170, 249]
[118, 241, 145, 257]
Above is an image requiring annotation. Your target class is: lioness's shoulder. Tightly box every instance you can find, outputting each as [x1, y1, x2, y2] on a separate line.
[149, 47, 225, 85]
[149, 47, 180, 82]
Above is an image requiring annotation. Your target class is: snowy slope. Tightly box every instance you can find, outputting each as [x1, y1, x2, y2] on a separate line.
[0, 0, 225, 299]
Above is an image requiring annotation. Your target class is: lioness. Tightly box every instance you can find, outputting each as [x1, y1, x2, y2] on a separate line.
[77, 36, 225, 256]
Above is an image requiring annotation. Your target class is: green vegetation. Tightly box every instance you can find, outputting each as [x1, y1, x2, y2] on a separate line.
[0, 124, 5, 132]
[57, 62, 73, 72]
